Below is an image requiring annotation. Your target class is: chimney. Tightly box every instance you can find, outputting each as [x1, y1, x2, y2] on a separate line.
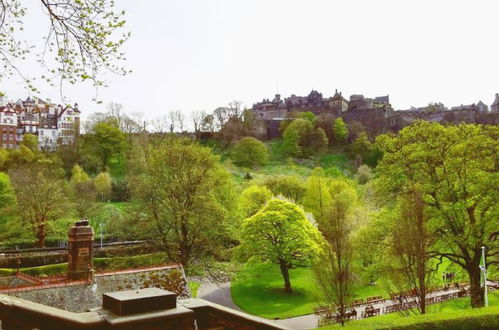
[67, 218, 94, 281]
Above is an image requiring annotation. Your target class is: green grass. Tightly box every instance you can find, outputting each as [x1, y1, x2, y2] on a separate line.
[231, 262, 387, 319]
[321, 292, 499, 329]
[189, 281, 200, 298]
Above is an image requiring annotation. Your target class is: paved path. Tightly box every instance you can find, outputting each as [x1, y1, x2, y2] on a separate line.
[197, 281, 242, 312]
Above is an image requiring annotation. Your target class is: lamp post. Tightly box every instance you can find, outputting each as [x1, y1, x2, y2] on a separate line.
[100, 223, 104, 249]
[480, 246, 488, 307]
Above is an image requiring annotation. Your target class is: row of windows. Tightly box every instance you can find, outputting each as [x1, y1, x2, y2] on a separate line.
[1, 144, 15, 149]
[2, 118, 15, 124]
[1, 134, 15, 140]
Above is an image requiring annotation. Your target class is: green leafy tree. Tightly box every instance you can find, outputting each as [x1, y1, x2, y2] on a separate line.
[333, 117, 348, 145]
[9, 165, 68, 247]
[297, 111, 316, 122]
[131, 137, 235, 267]
[239, 185, 273, 217]
[0, 172, 15, 215]
[94, 172, 112, 202]
[0, 0, 129, 98]
[71, 165, 97, 218]
[375, 121, 499, 307]
[86, 122, 126, 171]
[240, 199, 323, 293]
[0, 148, 8, 169]
[22, 134, 39, 152]
[232, 137, 269, 168]
[264, 176, 306, 203]
[313, 178, 358, 325]
[355, 164, 373, 184]
[302, 167, 331, 221]
[283, 119, 327, 157]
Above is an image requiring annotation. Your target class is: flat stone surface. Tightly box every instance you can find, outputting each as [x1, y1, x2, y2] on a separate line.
[103, 288, 176, 316]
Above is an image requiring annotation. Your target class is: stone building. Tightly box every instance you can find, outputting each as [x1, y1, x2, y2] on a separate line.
[492, 93, 499, 112]
[252, 89, 499, 139]
[0, 96, 80, 151]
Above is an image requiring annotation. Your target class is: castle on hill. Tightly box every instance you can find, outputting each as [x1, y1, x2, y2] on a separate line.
[0, 96, 80, 151]
[252, 90, 499, 138]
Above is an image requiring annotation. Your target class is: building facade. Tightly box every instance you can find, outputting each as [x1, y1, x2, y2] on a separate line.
[0, 97, 80, 151]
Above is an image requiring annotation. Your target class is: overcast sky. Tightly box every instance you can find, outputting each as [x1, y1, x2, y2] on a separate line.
[2, 0, 499, 120]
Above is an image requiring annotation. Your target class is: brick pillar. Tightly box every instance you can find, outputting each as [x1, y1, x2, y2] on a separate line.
[67, 218, 94, 281]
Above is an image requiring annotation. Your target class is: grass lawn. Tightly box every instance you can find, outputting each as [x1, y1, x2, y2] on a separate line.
[231, 262, 386, 319]
[321, 291, 499, 329]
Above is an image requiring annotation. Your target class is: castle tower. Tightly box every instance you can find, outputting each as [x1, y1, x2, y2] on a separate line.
[491, 93, 499, 112]
[67, 218, 94, 281]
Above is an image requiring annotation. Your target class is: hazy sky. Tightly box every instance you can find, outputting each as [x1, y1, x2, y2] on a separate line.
[2, 0, 499, 120]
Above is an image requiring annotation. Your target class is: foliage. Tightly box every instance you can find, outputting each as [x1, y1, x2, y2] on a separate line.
[375, 121, 499, 307]
[239, 199, 323, 293]
[0, 172, 14, 211]
[9, 164, 69, 247]
[84, 122, 126, 171]
[0, 0, 129, 98]
[239, 185, 273, 217]
[297, 111, 316, 122]
[232, 137, 269, 168]
[130, 137, 236, 267]
[263, 175, 306, 203]
[189, 281, 200, 298]
[94, 172, 112, 202]
[283, 119, 328, 157]
[333, 117, 349, 145]
[355, 164, 373, 184]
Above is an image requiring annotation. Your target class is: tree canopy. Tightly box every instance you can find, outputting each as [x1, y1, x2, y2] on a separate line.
[375, 121, 499, 307]
[239, 198, 323, 293]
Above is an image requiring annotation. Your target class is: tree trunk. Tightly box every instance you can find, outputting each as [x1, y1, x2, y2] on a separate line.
[468, 264, 484, 308]
[279, 260, 292, 293]
[36, 223, 46, 248]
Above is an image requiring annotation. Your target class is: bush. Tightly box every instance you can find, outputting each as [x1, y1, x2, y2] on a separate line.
[264, 176, 306, 203]
[283, 119, 327, 158]
[239, 185, 273, 217]
[232, 137, 269, 168]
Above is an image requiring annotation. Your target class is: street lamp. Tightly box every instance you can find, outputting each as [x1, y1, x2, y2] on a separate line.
[480, 246, 488, 307]
[99, 223, 104, 249]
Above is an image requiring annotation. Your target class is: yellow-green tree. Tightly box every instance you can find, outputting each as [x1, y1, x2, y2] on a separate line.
[94, 172, 112, 202]
[375, 121, 499, 308]
[240, 199, 323, 293]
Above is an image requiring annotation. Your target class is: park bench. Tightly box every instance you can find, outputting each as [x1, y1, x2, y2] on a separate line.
[361, 307, 380, 318]
[366, 295, 385, 304]
[351, 298, 364, 307]
[383, 304, 401, 314]
[314, 305, 332, 315]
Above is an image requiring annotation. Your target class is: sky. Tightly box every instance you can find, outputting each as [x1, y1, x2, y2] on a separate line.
[2, 0, 499, 121]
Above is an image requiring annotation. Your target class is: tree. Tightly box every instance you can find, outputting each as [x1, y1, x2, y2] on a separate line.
[375, 121, 499, 307]
[283, 119, 327, 157]
[201, 113, 215, 134]
[239, 185, 273, 217]
[333, 117, 348, 145]
[232, 137, 269, 168]
[351, 132, 372, 158]
[88, 122, 126, 171]
[70, 165, 97, 218]
[94, 172, 112, 202]
[0, 172, 15, 215]
[313, 179, 357, 325]
[130, 137, 235, 267]
[191, 110, 203, 138]
[9, 164, 68, 247]
[387, 187, 434, 314]
[302, 167, 331, 222]
[264, 175, 306, 203]
[0, 0, 129, 98]
[355, 164, 373, 184]
[239, 199, 323, 293]
[22, 134, 39, 152]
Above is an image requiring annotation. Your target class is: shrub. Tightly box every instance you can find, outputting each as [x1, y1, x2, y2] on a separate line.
[264, 176, 306, 203]
[239, 185, 273, 217]
[232, 137, 269, 168]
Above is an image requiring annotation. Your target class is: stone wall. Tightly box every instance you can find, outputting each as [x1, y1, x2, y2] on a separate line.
[7, 266, 190, 313]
